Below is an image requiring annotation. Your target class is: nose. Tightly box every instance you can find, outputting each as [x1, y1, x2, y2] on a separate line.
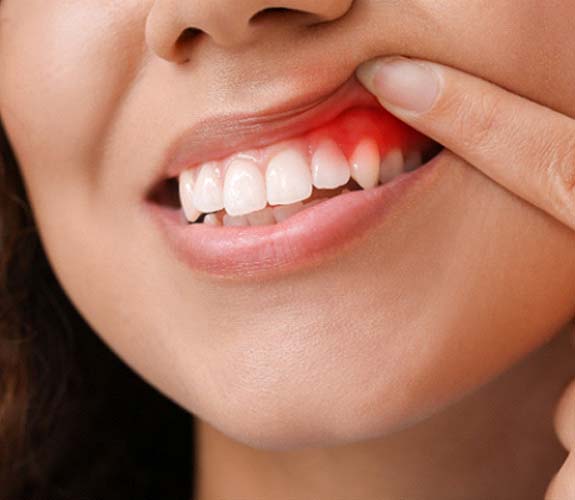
[146, 0, 354, 63]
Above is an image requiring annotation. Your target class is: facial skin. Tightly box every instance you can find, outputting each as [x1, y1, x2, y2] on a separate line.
[1, 0, 575, 462]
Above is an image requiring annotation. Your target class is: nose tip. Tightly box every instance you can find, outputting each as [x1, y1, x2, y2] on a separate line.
[146, 0, 354, 63]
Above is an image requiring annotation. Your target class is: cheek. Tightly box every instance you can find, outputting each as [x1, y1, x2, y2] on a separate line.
[0, 0, 148, 206]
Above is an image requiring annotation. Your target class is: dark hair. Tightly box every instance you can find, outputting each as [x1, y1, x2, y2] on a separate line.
[0, 119, 192, 498]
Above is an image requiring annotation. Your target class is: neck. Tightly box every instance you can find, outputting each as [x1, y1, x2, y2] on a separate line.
[193, 326, 573, 500]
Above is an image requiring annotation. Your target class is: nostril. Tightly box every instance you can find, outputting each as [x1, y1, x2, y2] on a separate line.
[175, 27, 202, 53]
[250, 7, 307, 25]
[177, 27, 202, 43]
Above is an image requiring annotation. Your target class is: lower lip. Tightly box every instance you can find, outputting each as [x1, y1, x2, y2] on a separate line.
[145, 150, 444, 280]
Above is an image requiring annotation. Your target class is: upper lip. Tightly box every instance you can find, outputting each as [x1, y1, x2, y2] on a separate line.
[151, 72, 382, 188]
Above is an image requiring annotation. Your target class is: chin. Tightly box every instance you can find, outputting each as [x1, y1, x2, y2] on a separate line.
[184, 326, 490, 452]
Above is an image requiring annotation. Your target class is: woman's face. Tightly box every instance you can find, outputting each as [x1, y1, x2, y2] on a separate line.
[2, 0, 575, 449]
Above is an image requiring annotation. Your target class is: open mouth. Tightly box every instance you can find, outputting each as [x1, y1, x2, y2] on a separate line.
[147, 106, 443, 227]
[143, 75, 445, 278]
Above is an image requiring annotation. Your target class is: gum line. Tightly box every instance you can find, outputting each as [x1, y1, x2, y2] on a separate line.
[181, 107, 429, 179]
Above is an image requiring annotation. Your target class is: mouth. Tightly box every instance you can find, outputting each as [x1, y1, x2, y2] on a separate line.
[143, 75, 444, 278]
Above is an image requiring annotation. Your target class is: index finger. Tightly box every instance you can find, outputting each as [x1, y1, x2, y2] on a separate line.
[356, 56, 575, 231]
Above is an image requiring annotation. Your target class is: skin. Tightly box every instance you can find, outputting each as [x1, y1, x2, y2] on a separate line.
[1, 0, 574, 498]
[553, 372, 575, 498]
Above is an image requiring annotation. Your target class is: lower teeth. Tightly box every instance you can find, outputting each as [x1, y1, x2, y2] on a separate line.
[196, 191, 340, 227]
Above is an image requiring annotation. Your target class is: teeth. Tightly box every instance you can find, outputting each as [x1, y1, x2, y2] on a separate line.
[403, 151, 423, 172]
[311, 139, 350, 189]
[379, 148, 404, 184]
[193, 162, 225, 213]
[223, 159, 267, 216]
[247, 207, 275, 226]
[266, 149, 312, 205]
[223, 213, 249, 227]
[178, 136, 427, 226]
[273, 202, 304, 223]
[178, 170, 202, 223]
[350, 139, 380, 189]
[204, 213, 222, 226]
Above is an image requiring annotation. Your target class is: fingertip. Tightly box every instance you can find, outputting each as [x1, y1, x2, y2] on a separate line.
[554, 378, 575, 451]
[356, 56, 440, 115]
[545, 453, 575, 500]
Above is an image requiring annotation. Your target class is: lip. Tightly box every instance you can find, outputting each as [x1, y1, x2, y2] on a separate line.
[145, 149, 444, 280]
[153, 73, 381, 186]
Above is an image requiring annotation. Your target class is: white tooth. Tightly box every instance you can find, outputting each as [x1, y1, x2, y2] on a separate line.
[247, 207, 275, 226]
[379, 148, 404, 184]
[311, 139, 350, 189]
[178, 170, 202, 223]
[193, 162, 225, 213]
[404, 151, 423, 172]
[350, 139, 380, 189]
[266, 149, 312, 205]
[273, 202, 304, 223]
[204, 213, 221, 226]
[223, 214, 249, 227]
[223, 159, 267, 216]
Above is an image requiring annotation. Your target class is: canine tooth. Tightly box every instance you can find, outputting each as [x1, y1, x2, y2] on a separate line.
[350, 139, 380, 189]
[223, 159, 267, 216]
[379, 148, 404, 184]
[404, 151, 423, 172]
[203, 213, 221, 226]
[193, 162, 225, 213]
[223, 214, 249, 227]
[247, 207, 275, 226]
[266, 149, 312, 205]
[273, 202, 304, 223]
[311, 139, 350, 189]
[178, 170, 202, 223]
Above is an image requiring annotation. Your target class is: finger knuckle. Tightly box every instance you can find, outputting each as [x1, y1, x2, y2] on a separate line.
[541, 128, 575, 224]
[447, 88, 504, 153]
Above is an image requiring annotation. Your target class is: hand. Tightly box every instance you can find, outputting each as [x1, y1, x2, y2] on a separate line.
[355, 56, 575, 499]
[355, 56, 575, 231]
[549, 336, 575, 499]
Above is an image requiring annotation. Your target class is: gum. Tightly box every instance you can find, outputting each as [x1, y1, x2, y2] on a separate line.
[308, 106, 428, 159]
[183, 107, 432, 179]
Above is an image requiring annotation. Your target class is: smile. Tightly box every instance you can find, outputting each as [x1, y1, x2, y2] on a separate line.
[144, 75, 443, 278]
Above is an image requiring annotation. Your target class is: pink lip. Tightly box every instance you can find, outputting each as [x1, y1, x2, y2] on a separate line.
[152, 74, 381, 186]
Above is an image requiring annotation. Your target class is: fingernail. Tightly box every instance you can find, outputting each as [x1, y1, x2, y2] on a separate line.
[356, 57, 440, 114]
